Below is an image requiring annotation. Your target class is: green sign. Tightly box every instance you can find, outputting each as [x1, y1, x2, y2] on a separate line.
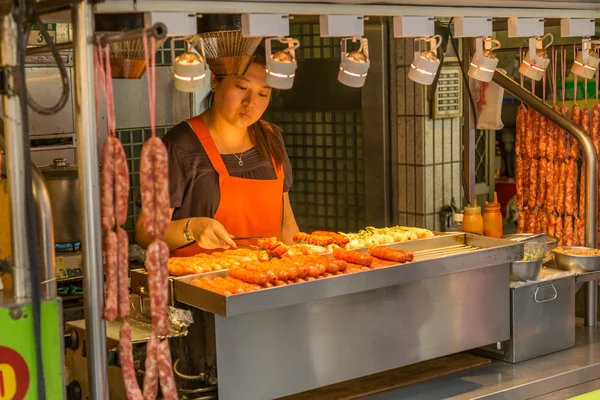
[27, 24, 57, 46]
[0, 299, 64, 400]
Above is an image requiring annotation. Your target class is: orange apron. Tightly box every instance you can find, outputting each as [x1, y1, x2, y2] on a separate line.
[170, 116, 284, 257]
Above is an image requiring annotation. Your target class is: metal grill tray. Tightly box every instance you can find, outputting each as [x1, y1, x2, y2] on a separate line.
[172, 233, 523, 317]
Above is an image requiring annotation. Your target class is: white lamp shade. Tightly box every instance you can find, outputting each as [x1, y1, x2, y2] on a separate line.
[173, 53, 206, 92]
[468, 53, 499, 82]
[408, 52, 440, 85]
[265, 56, 297, 90]
[338, 56, 370, 88]
[571, 51, 600, 80]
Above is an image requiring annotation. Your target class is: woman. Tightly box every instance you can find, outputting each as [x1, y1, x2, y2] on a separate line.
[136, 50, 299, 256]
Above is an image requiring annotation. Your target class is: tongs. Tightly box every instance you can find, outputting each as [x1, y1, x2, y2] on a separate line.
[232, 237, 263, 250]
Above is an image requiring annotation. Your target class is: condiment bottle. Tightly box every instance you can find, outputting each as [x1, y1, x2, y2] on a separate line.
[447, 213, 464, 232]
[483, 192, 503, 238]
[463, 197, 483, 235]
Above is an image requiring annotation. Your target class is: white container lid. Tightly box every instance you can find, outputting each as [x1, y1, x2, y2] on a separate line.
[454, 213, 464, 222]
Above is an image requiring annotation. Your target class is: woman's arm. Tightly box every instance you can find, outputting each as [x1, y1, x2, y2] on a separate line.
[136, 209, 237, 251]
[281, 192, 299, 245]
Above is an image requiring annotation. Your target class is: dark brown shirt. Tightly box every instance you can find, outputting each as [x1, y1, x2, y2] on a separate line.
[163, 121, 293, 221]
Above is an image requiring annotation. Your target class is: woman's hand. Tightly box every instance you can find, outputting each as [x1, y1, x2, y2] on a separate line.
[190, 217, 237, 249]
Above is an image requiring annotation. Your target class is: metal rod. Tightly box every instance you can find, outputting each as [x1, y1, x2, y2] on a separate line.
[32, 165, 57, 298]
[492, 69, 598, 327]
[26, 41, 73, 55]
[494, 42, 583, 54]
[72, 2, 109, 399]
[99, 22, 167, 46]
[1, 14, 30, 298]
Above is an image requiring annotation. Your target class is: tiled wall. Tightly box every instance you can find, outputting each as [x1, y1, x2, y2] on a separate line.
[396, 39, 463, 232]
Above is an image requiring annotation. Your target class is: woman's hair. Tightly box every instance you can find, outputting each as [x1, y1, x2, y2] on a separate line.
[202, 45, 286, 168]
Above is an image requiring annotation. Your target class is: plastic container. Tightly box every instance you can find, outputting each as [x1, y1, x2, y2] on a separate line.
[463, 197, 483, 235]
[447, 213, 464, 232]
[483, 192, 503, 238]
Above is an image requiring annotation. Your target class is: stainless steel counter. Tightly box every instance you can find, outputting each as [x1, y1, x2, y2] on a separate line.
[366, 318, 600, 400]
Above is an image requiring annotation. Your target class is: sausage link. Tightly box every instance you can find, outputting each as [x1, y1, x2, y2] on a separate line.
[526, 209, 537, 233]
[545, 158, 555, 214]
[538, 115, 547, 159]
[593, 104, 600, 156]
[146, 240, 170, 336]
[117, 227, 130, 319]
[526, 108, 535, 158]
[151, 138, 171, 238]
[583, 105, 591, 134]
[143, 333, 159, 400]
[523, 158, 530, 202]
[516, 157, 524, 210]
[564, 216, 574, 246]
[548, 213, 557, 237]
[158, 339, 178, 400]
[517, 210, 526, 233]
[557, 105, 570, 161]
[539, 212, 549, 234]
[333, 248, 374, 267]
[114, 141, 130, 227]
[571, 104, 582, 158]
[528, 159, 538, 209]
[311, 231, 350, 246]
[565, 160, 577, 216]
[574, 217, 585, 247]
[103, 231, 118, 322]
[547, 118, 556, 160]
[532, 111, 540, 159]
[555, 215, 564, 246]
[140, 138, 170, 240]
[368, 247, 408, 263]
[537, 158, 547, 208]
[101, 137, 116, 232]
[516, 104, 526, 157]
[557, 161, 567, 215]
[294, 232, 335, 246]
[119, 322, 143, 400]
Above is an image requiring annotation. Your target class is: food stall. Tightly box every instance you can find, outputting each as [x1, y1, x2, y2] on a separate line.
[2, 1, 600, 399]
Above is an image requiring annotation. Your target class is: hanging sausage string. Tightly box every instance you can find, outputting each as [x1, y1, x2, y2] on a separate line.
[96, 25, 177, 399]
[516, 41, 600, 249]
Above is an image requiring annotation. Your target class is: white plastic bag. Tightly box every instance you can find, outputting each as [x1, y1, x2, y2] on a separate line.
[470, 69, 505, 130]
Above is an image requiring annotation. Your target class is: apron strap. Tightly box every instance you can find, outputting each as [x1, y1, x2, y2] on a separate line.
[186, 115, 229, 176]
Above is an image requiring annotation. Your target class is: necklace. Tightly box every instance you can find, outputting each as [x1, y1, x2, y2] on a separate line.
[233, 152, 244, 167]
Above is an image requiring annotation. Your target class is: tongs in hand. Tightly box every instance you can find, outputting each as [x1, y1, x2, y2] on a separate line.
[232, 237, 263, 250]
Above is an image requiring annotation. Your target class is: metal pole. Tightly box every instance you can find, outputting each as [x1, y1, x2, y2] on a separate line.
[493, 69, 598, 327]
[462, 38, 476, 205]
[26, 41, 73, 55]
[72, 2, 109, 399]
[1, 14, 30, 298]
[99, 22, 167, 46]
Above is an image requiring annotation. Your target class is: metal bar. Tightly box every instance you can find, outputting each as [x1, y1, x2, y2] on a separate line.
[34, 0, 82, 16]
[495, 42, 584, 54]
[95, 0, 600, 18]
[1, 14, 30, 298]
[72, 2, 109, 399]
[32, 165, 57, 298]
[492, 69, 598, 327]
[462, 38, 476, 204]
[99, 22, 167, 46]
[26, 41, 73, 55]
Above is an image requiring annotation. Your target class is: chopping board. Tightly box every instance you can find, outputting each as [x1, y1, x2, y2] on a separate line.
[280, 352, 491, 400]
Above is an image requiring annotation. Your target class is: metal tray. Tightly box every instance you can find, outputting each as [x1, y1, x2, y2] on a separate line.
[173, 233, 523, 317]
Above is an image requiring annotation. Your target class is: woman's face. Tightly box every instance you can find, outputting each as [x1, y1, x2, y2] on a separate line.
[211, 62, 272, 129]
